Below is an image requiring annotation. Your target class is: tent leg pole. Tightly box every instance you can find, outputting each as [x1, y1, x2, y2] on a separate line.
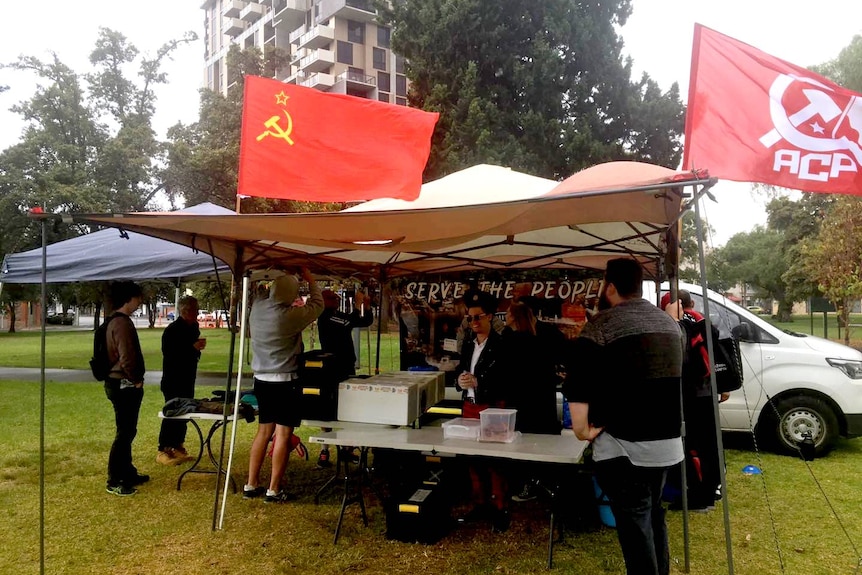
[216, 271, 250, 530]
[375, 270, 386, 375]
[694, 191, 735, 575]
[39, 218, 47, 575]
[211, 247, 244, 530]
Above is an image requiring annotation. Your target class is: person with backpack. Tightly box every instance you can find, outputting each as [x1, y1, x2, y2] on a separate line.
[666, 289, 732, 511]
[103, 281, 148, 497]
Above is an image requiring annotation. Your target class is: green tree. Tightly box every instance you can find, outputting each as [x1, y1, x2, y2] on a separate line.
[163, 45, 342, 214]
[378, 0, 684, 181]
[767, 194, 834, 305]
[811, 35, 862, 91]
[717, 227, 792, 319]
[798, 196, 862, 345]
[0, 28, 195, 329]
[678, 210, 716, 281]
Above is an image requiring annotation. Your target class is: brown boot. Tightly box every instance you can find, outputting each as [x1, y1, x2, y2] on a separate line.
[174, 445, 195, 462]
[156, 448, 183, 466]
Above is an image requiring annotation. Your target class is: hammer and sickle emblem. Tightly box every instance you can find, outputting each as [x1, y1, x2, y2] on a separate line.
[256, 109, 295, 145]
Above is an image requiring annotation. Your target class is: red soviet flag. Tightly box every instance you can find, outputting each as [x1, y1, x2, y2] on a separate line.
[685, 24, 862, 195]
[238, 75, 439, 202]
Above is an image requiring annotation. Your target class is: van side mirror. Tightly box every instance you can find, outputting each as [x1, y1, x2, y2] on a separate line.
[732, 322, 757, 342]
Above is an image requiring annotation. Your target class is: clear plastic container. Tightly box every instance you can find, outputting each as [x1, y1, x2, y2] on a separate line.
[479, 408, 518, 443]
[442, 417, 481, 440]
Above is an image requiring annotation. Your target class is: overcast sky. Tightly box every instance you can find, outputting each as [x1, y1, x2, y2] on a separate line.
[1, 1, 860, 245]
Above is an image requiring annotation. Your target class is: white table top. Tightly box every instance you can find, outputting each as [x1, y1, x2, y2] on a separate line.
[158, 411, 237, 421]
[302, 419, 400, 431]
[309, 427, 588, 464]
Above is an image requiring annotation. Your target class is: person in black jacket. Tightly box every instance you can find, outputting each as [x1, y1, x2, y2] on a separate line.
[455, 290, 511, 532]
[502, 302, 561, 435]
[315, 288, 374, 467]
[157, 296, 206, 466]
[318, 289, 374, 380]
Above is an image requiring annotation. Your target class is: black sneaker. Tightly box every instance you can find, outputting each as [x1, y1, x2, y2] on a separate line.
[511, 483, 537, 503]
[242, 486, 266, 499]
[106, 484, 137, 497]
[491, 509, 511, 533]
[126, 473, 150, 486]
[264, 490, 298, 503]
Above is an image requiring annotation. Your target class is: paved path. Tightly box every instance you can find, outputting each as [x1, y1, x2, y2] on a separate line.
[0, 367, 248, 387]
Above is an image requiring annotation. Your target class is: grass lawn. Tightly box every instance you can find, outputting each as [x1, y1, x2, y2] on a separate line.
[760, 312, 862, 349]
[0, 324, 403, 374]
[1, 380, 861, 574]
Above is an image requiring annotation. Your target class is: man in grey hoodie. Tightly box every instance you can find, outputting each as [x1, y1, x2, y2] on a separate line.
[243, 267, 324, 503]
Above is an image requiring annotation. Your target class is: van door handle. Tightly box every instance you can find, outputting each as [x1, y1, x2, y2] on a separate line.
[763, 355, 775, 360]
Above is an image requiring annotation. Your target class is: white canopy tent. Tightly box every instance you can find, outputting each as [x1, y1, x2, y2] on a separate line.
[40, 162, 703, 280]
[27, 161, 720, 556]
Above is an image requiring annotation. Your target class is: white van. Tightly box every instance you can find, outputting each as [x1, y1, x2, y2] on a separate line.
[658, 282, 862, 457]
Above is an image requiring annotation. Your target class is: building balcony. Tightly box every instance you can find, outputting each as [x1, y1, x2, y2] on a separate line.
[299, 48, 335, 73]
[297, 24, 334, 50]
[222, 0, 246, 19]
[272, 0, 308, 31]
[300, 72, 336, 90]
[283, 70, 306, 84]
[223, 17, 245, 37]
[289, 24, 308, 44]
[318, 0, 377, 23]
[240, 2, 264, 22]
[336, 70, 376, 93]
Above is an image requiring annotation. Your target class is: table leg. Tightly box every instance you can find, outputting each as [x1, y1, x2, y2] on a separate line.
[176, 418, 236, 493]
[177, 420, 204, 491]
[204, 421, 237, 493]
[331, 447, 369, 545]
[315, 445, 349, 504]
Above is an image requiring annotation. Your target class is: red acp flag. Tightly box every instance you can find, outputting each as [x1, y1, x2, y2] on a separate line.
[238, 75, 439, 202]
[685, 24, 862, 195]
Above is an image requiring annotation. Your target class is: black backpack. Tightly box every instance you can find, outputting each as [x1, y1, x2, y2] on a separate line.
[681, 315, 743, 395]
[90, 313, 121, 381]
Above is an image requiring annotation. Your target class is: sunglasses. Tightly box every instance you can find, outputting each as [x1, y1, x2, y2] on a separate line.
[465, 313, 488, 322]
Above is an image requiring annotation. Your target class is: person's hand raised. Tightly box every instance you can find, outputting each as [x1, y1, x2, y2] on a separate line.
[300, 266, 315, 284]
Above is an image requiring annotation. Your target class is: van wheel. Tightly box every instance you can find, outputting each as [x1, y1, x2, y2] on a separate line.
[771, 396, 839, 457]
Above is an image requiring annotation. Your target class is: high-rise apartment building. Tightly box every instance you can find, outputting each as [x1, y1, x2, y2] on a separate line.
[201, 0, 408, 105]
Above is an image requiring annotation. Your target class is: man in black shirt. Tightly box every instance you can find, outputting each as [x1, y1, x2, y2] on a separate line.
[315, 288, 373, 466]
[157, 296, 206, 466]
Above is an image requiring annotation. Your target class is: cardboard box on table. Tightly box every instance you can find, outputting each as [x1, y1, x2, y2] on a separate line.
[338, 372, 442, 425]
[371, 371, 445, 413]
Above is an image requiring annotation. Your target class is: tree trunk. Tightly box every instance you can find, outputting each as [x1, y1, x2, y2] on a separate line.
[93, 302, 102, 331]
[6, 303, 16, 333]
[842, 298, 853, 346]
[777, 300, 793, 322]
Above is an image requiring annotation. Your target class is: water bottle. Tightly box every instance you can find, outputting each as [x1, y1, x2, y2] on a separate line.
[562, 396, 572, 429]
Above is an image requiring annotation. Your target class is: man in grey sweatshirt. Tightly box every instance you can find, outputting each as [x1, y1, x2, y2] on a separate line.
[244, 267, 323, 503]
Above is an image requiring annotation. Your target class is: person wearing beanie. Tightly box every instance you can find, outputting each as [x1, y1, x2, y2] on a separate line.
[243, 268, 323, 503]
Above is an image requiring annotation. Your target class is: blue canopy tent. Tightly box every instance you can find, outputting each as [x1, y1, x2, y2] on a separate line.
[1, 202, 233, 285]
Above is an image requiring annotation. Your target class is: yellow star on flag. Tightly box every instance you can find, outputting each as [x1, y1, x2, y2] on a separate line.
[275, 91, 289, 105]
